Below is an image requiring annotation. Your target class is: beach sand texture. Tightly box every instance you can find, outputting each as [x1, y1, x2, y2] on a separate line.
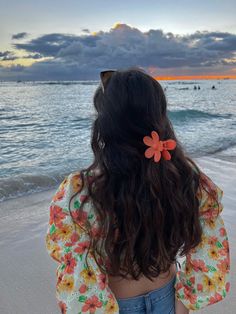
[0, 156, 235, 314]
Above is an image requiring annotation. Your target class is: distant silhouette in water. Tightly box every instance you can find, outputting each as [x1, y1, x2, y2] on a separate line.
[212, 85, 216, 90]
[194, 85, 197, 90]
[198, 86, 200, 90]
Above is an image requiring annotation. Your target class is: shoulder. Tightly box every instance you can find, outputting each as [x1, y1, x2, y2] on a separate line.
[51, 170, 100, 230]
[196, 171, 223, 219]
[51, 170, 91, 211]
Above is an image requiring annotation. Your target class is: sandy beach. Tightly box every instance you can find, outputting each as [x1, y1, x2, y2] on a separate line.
[0, 156, 235, 314]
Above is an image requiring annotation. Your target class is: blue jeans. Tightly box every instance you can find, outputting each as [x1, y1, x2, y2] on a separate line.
[116, 275, 176, 314]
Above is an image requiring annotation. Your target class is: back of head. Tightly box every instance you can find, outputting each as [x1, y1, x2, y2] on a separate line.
[79, 67, 202, 280]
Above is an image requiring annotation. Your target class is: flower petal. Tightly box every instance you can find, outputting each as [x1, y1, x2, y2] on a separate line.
[143, 135, 153, 146]
[145, 147, 155, 158]
[154, 151, 161, 162]
[163, 139, 176, 150]
[162, 150, 171, 160]
[151, 131, 160, 143]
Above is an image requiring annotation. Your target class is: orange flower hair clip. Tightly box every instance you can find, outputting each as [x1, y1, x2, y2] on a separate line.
[143, 131, 176, 163]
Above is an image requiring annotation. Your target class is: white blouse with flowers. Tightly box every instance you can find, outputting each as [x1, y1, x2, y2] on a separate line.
[45, 170, 230, 313]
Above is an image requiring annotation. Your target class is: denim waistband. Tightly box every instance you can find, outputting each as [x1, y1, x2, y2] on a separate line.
[116, 274, 176, 311]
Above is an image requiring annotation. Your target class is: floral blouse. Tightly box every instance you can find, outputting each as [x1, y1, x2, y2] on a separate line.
[45, 170, 230, 313]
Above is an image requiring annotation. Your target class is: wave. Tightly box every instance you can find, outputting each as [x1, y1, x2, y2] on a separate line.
[31, 81, 100, 86]
[1, 141, 236, 203]
[0, 171, 70, 203]
[168, 109, 232, 121]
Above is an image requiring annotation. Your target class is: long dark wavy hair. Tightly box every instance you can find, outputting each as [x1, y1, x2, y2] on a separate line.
[69, 68, 212, 281]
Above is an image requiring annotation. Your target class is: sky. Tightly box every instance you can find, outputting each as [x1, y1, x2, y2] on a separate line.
[0, 0, 236, 80]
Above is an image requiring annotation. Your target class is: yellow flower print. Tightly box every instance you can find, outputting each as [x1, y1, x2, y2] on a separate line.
[57, 275, 74, 293]
[59, 177, 69, 190]
[195, 233, 208, 250]
[80, 267, 97, 285]
[185, 263, 193, 276]
[212, 271, 226, 289]
[105, 299, 119, 313]
[205, 218, 216, 229]
[56, 224, 74, 241]
[208, 247, 219, 260]
[71, 173, 83, 193]
[202, 275, 215, 293]
[45, 234, 61, 262]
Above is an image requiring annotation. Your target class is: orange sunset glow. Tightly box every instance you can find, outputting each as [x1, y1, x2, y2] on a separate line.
[154, 74, 236, 80]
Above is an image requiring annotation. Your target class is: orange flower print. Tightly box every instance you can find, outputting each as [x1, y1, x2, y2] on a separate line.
[98, 273, 107, 290]
[57, 274, 74, 293]
[175, 281, 184, 291]
[217, 257, 230, 273]
[49, 205, 66, 227]
[47, 231, 60, 242]
[79, 284, 87, 293]
[74, 241, 90, 254]
[208, 236, 218, 246]
[220, 227, 227, 236]
[197, 283, 203, 292]
[209, 292, 223, 305]
[226, 282, 230, 292]
[62, 252, 77, 274]
[80, 268, 97, 285]
[71, 210, 88, 227]
[65, 231, 80, 247]
[222, 239, 229, 248]
[143, 131, 176, 162]
[52, 188, 65, 202]
[81, 295, 102, 313]
[183, 286, 197, 304]
[189, 276, 195, 285]
[191, 259, 208, 272]
[58, 301, 67, 314]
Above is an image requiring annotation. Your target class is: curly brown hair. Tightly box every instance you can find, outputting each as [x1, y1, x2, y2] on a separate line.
[69, 68, 211, 281]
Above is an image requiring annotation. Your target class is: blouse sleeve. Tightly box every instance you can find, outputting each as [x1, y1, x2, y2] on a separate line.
[45, 171, 119, 314]
[174, 173, 231, 311]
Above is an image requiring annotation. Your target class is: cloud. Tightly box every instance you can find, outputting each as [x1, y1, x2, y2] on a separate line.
[81, 28, 90, 34]
[14, 33, 78, 56]
[1, 24, 236, 80]
[23, 53, 43, 59]
[12, 32, 28, 40]
[0, 51, 18, 61]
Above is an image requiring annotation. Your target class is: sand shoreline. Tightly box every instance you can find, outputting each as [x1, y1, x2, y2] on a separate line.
[0, 156, 235, 314]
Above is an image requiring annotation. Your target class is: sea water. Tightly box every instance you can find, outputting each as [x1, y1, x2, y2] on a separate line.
[0, 79, 235, 201]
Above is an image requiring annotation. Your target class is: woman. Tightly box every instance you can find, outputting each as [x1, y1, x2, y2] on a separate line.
[45, 68, 230, 313]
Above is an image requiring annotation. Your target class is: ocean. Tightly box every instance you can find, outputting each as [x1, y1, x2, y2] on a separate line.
[0, 79, 236, 202]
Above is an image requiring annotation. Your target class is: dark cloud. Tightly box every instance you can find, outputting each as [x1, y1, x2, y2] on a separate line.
[0, 51, 18, 61]
[23, 53, 43, 59]
[14, 33, 78, 56]
[81, 28, 90, 34]
[12, 32, 28, 40]
[1, 24, 235, 80]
